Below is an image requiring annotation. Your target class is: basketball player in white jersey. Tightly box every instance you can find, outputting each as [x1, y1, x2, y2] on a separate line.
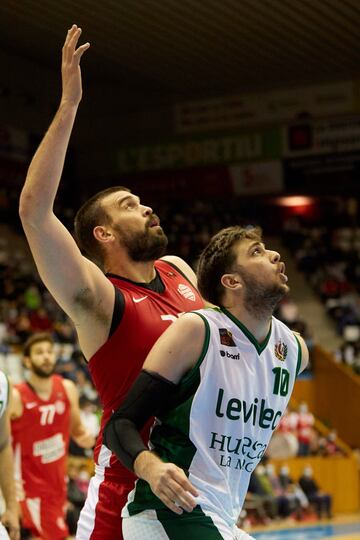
[104, 225, 309, 540]
[0, 371, 19, 540]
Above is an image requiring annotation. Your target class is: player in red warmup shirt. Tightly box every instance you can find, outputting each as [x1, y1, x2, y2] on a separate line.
[19, 25, 204, 540]
[10, 334, 94, 540]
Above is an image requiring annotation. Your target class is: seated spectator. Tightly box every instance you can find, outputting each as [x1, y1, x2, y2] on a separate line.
[278, 407, 299, 434]
[247, 465, 278, 521]
[299, 466, 333, 519]
[265, 463, 304, 519]
[297, 402, 315, 456]
[324, 430, 343, 457]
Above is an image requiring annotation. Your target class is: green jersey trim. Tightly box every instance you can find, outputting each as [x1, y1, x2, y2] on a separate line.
[294, 334, 302, 377]
[221, 307, 272, 355]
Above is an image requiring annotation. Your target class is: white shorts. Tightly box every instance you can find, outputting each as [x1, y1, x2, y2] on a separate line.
[0, 523, 10, 540]
[122, 509, 255, 540]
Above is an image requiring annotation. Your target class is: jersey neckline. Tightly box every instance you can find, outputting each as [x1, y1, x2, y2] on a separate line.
[106, 268, 165, 293]
[220, 307, 272, 355]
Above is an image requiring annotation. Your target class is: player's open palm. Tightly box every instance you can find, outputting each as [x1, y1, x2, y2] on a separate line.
[61, 24, 90, 107]
[148, 462, 199, 515]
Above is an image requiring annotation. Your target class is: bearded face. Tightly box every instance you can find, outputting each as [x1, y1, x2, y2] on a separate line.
[29, 360, 56, 379]
[237, 265, 288, 319]
[114, 214, 168, 262]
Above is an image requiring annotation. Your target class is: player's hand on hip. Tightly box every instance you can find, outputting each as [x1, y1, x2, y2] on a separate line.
[148, 462, 199, 515]
[61, 24, 90, 107]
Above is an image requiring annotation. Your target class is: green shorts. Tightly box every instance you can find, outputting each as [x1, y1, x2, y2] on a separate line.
[122, 507, 255, 540]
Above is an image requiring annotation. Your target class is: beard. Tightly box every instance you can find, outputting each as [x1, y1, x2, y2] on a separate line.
[115, 215, 168, 262]
[30, 362, 56, 378]
[238, 267, 289, 319]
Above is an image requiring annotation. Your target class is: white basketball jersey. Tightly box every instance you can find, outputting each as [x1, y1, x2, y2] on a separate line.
[0, 370, 9, 419]
[125, 307, 301, 527]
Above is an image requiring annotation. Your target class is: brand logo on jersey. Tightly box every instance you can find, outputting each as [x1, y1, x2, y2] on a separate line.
[25, 402, 38, 409]
[132, 296, 148, 303]
[215, 387, 283, 431]
[219, 328, 236, 347]
[275, 340, 288, 361]
[177, 284, 196, 301]
[55, 400, 66, 414]
[220, 350, 240, 360]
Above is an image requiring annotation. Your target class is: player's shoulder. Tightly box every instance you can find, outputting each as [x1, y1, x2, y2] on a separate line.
[160, 255, 197, 288]
[170, 311, 208, 338]
[61, 377, 79, 405]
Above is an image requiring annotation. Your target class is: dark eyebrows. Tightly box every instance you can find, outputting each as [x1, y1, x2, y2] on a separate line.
[117, 194, 140, 207]
[247, 241, 265, 254]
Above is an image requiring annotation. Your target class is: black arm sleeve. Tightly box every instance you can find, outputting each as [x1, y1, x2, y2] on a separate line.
[103, 369, 176, 472]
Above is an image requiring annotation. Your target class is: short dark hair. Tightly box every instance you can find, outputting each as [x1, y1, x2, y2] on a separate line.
[23, 333, 54, 357]
[197, 225, 262, 306]
[74, 186, 131, 264]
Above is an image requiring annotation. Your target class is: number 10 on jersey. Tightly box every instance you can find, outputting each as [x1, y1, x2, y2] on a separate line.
[272, 367, 290, 397]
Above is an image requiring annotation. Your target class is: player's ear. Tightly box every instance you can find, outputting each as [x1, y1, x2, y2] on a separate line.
[23, 356, 31, 369]
[93, 226, 114, 244]
[221, 273, 242, 291]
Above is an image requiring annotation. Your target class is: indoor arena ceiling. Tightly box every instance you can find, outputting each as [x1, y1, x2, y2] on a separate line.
[1, 0, 360, 100]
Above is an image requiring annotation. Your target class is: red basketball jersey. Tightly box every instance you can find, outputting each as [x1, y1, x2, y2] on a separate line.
[89, 259, 204, 479]
[11, 375, 71, 500]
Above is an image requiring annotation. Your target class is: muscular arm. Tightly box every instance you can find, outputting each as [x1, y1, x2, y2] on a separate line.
[18, 25, 114, 358]
[63, 379, 95, 449]
[294, 333, 309, 374]
[104, 313, 206, 513]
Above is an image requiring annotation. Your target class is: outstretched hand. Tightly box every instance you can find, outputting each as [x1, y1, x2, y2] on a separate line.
[61, 24, 90, 107]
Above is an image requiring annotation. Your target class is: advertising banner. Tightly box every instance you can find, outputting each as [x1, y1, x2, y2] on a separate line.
[118, 127, 281, 173]
[229, 161, 283, 195]
[175, 81, 355, 134]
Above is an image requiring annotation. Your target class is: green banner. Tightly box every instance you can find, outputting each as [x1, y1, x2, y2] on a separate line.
[118, 127, 281, 173]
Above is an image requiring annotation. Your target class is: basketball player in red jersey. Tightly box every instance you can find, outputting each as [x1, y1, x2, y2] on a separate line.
[10, 333, 94, 540]
[19, 25, 204, 539]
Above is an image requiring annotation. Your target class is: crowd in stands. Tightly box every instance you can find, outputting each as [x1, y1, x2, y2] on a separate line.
[282, 209, 360, 377]
[275, 404, 343, 458]
[240, 460, 332, 528]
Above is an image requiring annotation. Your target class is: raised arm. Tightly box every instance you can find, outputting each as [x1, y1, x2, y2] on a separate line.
[19, 26, 114, 358]
[104, 313, 206, 514]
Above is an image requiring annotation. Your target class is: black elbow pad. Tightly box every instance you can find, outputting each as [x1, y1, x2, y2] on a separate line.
[103, 370, 176, 471]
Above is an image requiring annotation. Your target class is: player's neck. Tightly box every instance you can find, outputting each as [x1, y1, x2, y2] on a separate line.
[105, 258, 157, 283]
[223, 305, 272, 345]
[28, 374, 53, 399]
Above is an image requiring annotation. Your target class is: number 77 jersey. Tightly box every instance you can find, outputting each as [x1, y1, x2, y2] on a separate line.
[10, 375, 71, 501]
